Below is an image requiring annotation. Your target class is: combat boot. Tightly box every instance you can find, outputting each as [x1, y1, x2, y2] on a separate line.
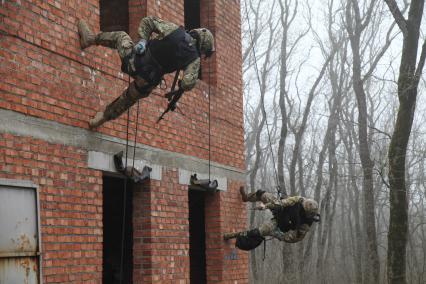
[240, 186, 263, 202]
[89, 111, 107, 129]
[78, 20, 96, 49]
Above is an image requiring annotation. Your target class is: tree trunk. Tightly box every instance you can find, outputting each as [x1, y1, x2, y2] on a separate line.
[346, 1, 380, 281]
[385, 0, 425, 283]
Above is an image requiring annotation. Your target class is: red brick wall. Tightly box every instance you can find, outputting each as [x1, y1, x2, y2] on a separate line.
[132, 172, 248, 283]
[129, 0, 147, 38]
[0, 0, 247, 283]
[0, 134, 248, 283]
[0, 0, 244, 169]
[0, 133, 103, 283]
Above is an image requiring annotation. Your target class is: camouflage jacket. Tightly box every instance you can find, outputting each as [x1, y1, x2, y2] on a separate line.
[138, 16, 200, 91]
[265, 196, 311, 243]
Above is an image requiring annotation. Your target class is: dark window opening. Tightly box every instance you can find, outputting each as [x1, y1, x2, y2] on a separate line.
[184, 0, 201, 31]
[103, 176, 133, 284]
[189, 189, 207, 283]
[100, 0, 129, 33]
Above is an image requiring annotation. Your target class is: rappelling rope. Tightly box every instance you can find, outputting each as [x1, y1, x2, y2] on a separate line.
[242, 0, 281, 197]
[207, 0, 212, 182]
[132, 100, 140, 169]
[119, 76, 131, 284]
[119, 74, 141, 284]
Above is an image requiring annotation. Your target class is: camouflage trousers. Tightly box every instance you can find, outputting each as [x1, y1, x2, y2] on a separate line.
[96, 32, 156, 120]
[259, 219, 296, 241]
[251, 192, 285, 240]
[257, 192, 278, 204]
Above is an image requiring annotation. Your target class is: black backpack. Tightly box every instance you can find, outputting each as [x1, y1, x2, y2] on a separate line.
[235, 229, 265, 251]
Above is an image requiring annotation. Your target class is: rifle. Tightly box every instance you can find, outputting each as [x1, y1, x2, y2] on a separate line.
[157, 70, 183, 123]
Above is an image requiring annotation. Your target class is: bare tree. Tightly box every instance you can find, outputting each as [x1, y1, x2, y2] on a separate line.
[344, 0, 387, 281]
[241, 0, 426, 283]
[277, 0, 300, 197]
[242, 0, 279, 279]
[384, 0, 426, 282]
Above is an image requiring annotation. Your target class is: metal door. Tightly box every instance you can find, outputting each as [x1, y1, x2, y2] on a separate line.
[0, 179, 41, 284]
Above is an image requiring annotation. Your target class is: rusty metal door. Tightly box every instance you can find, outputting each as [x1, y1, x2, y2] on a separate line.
[0, 179, 41, 284]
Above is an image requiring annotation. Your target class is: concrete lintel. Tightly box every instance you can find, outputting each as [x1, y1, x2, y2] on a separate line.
[88, 151, 162, 180]
[0, 109, 246, 181]
[0, 178, 38, 189]
[178, 169, 227, 191]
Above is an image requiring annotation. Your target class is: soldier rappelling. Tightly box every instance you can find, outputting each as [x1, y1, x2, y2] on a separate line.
[224, 187, 320, 251]
[77, 16, 215, 128]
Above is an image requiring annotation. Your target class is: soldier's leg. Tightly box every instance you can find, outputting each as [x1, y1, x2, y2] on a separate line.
[239, 187, 278, 204]
[223, 227, 263, 240]
[95, 31, 134, 60]
[223, 231, 242, 240]
[223, 220, 276, 240]
[239, 186, 262, 202]
[78, 20, 133, 60]
[258, 219, 278, 237]
[89, 77, 155, 128]
[259, 192, 279, 204]
[259, 219, 288, 241]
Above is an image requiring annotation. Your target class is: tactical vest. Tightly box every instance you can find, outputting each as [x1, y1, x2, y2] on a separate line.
[133, 28, 199, 84]
[271, 202, 313, 232]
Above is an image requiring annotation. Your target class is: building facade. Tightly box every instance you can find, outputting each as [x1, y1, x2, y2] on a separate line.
[0, 0, 247, 282]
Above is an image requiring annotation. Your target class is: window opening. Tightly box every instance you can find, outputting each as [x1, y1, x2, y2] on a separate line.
[184, 0, 201, 31]
[100, 0, 129, 33]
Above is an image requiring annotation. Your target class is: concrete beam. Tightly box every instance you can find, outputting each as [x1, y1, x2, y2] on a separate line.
[88, 151, 162, 181]
[0, 109, 245, 182]
[178, 169, 227, 191]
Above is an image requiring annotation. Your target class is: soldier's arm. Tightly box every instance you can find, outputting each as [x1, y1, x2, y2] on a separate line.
[180, 58, 200, 91]
[138, 16, 179, 41]
[283, 224, 310, 243]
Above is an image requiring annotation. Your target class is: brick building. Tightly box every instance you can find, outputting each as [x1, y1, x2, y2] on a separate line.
[0, 0, 247, 283]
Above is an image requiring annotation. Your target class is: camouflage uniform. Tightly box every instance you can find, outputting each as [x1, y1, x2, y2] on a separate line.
[257, 194, 311, 243]
[80, 16, 201, 125]
[224, 192, 313, 243]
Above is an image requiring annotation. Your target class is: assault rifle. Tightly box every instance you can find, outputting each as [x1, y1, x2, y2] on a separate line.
[157, 70, 183, 123]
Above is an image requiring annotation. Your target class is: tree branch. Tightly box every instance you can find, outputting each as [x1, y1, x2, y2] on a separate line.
[384, 0, 408, 35]
[414, 39, 426, 84]
[362, 22, 398, 82]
